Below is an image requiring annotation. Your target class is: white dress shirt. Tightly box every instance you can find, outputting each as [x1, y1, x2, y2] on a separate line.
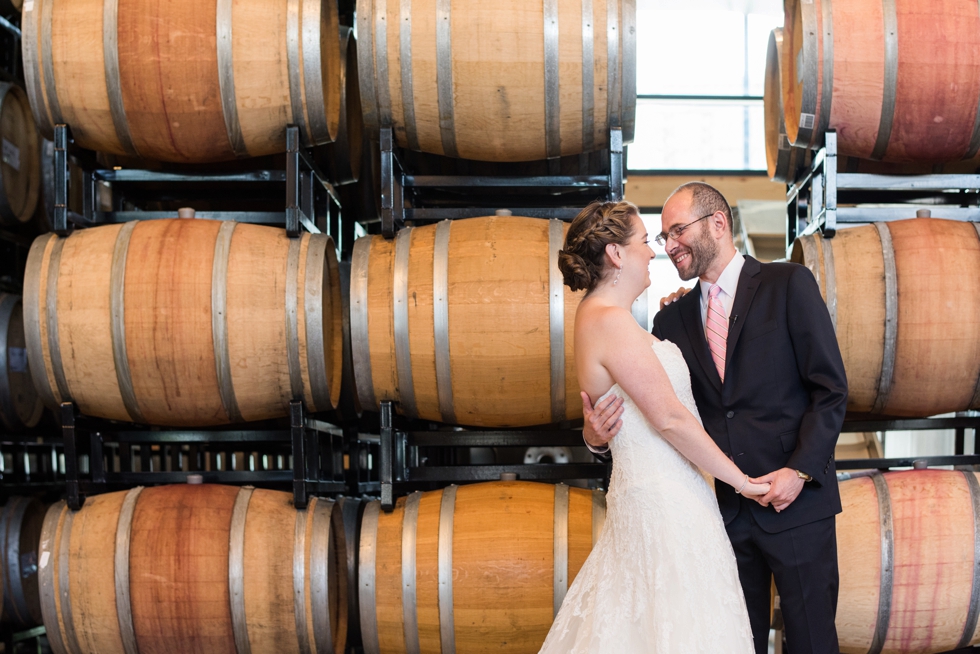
[699, 251, 744, 332]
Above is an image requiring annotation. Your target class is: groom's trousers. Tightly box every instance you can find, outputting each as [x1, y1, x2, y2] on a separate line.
[726, 496, 839, 654]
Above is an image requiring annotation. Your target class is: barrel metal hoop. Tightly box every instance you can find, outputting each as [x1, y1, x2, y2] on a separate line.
[433, 220, 455, 424]
[310, 498, 335, 654]
[21, 0, 51, 136]
[399, 0, 420, 151]
[435, 0, 459, 158]
[228, 486, 254, 654]
[0, 294, 18, 426]
[796, 0, 819, 147]
[301, 0, 330, 144]
[3, 498, 29, 624]
[958, 472, 980, 650]
[621, 0, 636, 142]
[869, 473, 894, 654]
[871, 0, 899, 161]
[294, 506, 313, 654]
[580, 0, 595, 153]
[605, 0, 621, 133]
[872, 223, 897, 414]
[39, 502, 68, 654]
[357, 0, 380, 132]
[212, 221, 243, 422]
[543, 0, 561, 160]
[110, 221, 146, 424]
[215, 0, 248, 157]
[359, 501, 381, 654]
[286, 0, 311, 145]
[821, 231, 837, 331]
[40, 0, 64, 128]
[438, 485, 457, 654]
[58, 507, 81, 654]
[591, 489, 606, 547]
[350, 238, 377, 410]
[373, 0, 393, 128]
[103, 0, 139, 156]
[816, 0, 834, 139]
[393, 227, 417, 418]
[553, 483, 570, 617]
[23, 235, 57, 414]
[286, 235, 305, 403]
[402, 491, 422, 654]
[548, 220, 566, 422]
[304, 234, 332, 413]
[46, 236, 71, 404]
[114, 486, 143, 654]
[972, 224, 980, 410]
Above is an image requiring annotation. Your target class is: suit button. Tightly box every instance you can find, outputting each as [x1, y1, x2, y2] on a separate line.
[726, 411, 735, 419]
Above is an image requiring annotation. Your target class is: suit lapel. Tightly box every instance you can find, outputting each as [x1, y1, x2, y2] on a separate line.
[726, 256, 762, 363]
[678, 284, 722, 393]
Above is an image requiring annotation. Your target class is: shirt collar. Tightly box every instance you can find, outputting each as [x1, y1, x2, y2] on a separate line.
[699, 251, 745, 302]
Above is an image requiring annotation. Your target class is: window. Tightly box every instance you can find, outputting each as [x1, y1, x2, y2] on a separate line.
[628, 0, 782, 172]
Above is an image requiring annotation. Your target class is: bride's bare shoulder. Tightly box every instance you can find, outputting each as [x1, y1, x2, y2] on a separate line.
[577, 301, 643, 336]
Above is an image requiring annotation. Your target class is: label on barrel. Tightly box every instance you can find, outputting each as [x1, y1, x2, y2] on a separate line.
[800, 113, 815, 130]
[2, 139, 20, 172]
[8, 347, 27, 373]
[22, 0, 32, 11]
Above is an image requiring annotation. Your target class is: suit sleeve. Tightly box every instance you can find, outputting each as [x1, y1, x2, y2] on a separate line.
[652, 311, 664, 339]
[784, 265, 848, 485]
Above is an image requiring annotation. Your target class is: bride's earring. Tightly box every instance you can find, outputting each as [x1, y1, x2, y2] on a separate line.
[614, 266, 622, 285]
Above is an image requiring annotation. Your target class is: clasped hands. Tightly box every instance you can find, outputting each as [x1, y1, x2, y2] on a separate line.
[582, 392, 805, 513]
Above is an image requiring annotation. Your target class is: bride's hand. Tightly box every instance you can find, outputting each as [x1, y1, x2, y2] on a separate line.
[739, 481, 772, 497]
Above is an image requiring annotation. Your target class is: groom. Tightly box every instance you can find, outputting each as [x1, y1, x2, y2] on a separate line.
[583, 182, 847, 654]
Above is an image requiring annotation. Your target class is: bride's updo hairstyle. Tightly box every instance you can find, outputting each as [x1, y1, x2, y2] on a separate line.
[558, 200, 639, 293]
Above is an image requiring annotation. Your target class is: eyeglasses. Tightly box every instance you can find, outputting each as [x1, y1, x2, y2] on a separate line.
[654, 213, 714, 246]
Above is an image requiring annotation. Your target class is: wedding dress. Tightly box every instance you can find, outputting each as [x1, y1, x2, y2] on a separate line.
[539, 339, 755, 653]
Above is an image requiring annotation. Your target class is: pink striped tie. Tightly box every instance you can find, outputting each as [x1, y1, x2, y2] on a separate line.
[706, 285, 728, 383]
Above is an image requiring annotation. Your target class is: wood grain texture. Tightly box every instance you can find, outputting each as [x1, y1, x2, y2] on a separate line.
[0, 294, 43, 430]
[784, 0, 980, 162]
[66, 491, 127, 654]
[0, 84, 40, 224]
[38, 485, 347, 654]
[792, 219, 980, 416]
[25, 0, 341, 163]
[358, 217, 584, 427]
[364, 481, 598, 653]
[361, 0, 625, 161]
[26, 220, 342, 426]
[838, 471, 980, 654]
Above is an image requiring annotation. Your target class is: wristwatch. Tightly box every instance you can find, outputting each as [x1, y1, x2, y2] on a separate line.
[796, 469, 813, 482]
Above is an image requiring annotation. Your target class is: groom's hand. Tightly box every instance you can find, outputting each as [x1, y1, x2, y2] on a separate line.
[582, 391, 624, 449]
[752, 468, 805, 512]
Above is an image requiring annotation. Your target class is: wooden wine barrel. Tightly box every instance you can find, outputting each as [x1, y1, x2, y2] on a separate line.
[0, 83, 40, 226]
[23, 219, 343, 426]
[350, 217, 584, 427]
[782, 0, 980, 162]
[836, 470, 980, 653]
[764, 29, 807, 183]
[0, 294, 43, 431]
[0, 497, 45, 629]
[22, 0, 342, 163]
[356, 0, 635, 162]
[791, 218, 980, 417]
[358, 481, 607, 654]
[39, 485, 347, 654]
[317, 28, 363, 185]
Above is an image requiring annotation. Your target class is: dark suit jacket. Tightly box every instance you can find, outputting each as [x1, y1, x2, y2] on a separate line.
[652, 256, 847, 533]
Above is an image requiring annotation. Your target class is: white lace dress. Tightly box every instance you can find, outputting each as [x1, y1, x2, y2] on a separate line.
[539, 339, 755, 653]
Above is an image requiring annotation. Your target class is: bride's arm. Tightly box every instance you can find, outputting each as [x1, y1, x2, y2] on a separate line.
[596, 308, 768, 496]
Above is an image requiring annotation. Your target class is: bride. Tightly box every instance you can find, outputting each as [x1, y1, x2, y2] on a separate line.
[539, 201, 767, 653]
